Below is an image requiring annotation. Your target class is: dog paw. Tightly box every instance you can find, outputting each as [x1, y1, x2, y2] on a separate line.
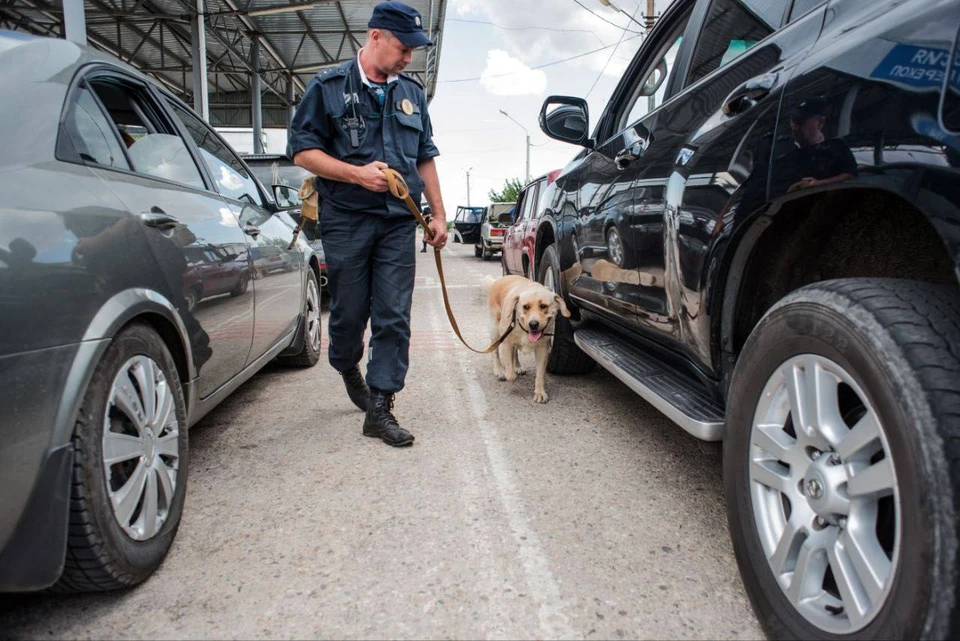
[515, 366, 527, 376]
[497, 374, 507, 381]
[505, 372, 518, 383]
[533, 391, 549, 403]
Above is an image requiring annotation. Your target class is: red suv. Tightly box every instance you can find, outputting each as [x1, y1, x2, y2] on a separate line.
[501, 169, 561, 279]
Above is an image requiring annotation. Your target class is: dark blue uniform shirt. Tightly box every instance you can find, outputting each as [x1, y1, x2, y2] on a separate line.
[287, 56, 440, 218]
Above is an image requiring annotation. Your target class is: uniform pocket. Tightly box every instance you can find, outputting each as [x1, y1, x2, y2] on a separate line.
[395, 113, 423, 158]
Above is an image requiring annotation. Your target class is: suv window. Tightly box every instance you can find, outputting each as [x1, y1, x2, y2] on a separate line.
[621, 14, 689, 129]
[167, 100, 265, 207]
[64, 85, 130, 170]
[686, 0, 781, 86]
[88, 78, 204, 189]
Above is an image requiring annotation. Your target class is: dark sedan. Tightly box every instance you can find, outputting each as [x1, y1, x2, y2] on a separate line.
[0, 32, 323, 593]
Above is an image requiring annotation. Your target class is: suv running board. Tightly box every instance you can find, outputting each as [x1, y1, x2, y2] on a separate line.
[574, 328, 725, 441]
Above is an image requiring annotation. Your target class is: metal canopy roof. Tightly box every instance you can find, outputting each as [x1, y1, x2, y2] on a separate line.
[0, 0, 447, 126]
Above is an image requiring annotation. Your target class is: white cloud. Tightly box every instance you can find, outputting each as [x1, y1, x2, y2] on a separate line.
[480, 49, 548, 96]
[453, 0, 652, 79]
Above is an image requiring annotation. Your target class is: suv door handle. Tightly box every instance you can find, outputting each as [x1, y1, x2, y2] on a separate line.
[139, 208, 179, 229]
[243, 223, 261, 237]
[722, 72, 779, 116]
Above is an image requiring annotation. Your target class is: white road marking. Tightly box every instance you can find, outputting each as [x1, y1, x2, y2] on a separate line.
[423, 289, 578, 640]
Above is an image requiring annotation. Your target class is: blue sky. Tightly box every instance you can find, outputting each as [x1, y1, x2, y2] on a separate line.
[428, 0, 670, 211]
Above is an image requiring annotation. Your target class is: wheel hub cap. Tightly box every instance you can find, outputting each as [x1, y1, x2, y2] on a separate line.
[748, 354, 900, 634]
[803, 455, 850, 519]
[103, 355, 180, 541]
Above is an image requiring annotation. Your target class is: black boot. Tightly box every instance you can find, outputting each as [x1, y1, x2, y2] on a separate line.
[340, 367, 369, 411]
[363, 390, 415, 447]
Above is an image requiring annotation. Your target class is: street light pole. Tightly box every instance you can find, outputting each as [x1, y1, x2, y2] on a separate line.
[499, 109, 530, 183]
[464, 166, 473, 206]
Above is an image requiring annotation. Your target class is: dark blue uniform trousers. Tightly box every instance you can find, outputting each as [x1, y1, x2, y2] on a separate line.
[320, 206, 416, 394]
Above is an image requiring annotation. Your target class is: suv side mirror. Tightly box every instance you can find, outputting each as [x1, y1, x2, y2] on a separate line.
[273, 184, 300, 209]
[497, 212, 514, 225]
[539, 96, 593, 148]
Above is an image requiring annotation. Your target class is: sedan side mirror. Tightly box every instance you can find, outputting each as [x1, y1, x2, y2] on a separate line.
[539, 96, 593, 148]
[273, 184, 300, 209]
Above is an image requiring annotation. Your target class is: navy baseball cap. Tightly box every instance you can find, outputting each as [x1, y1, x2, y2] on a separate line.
[368, 2, 433, 48]
[790, 97, 827, 121]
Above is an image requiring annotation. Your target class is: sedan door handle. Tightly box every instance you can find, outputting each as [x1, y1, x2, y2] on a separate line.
[722, 72, 779, 116]
[243, 223, 261, 237]
[139, 208, 179, 229]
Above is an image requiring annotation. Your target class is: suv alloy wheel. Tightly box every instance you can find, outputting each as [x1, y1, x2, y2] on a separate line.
[725, 279, 960, 639]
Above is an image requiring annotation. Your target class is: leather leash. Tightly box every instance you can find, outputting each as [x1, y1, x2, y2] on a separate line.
[381, 167, 515, 355]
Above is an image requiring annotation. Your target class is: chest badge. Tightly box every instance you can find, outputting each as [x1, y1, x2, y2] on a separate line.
[400, 98, 415, 115]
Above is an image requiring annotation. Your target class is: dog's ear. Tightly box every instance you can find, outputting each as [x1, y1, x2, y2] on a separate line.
[501, 292, 521, 329]
[554, 294, 571, 318]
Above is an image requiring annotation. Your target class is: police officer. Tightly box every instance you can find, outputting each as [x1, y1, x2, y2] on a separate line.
[288, 1, 448, 447]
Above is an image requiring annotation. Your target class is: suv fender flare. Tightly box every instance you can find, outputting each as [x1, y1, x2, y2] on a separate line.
[718, 179, 960, 396]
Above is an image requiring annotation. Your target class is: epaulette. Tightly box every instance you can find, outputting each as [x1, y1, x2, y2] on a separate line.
[315, 64, 348, 83]
[399, 73, 424, 89]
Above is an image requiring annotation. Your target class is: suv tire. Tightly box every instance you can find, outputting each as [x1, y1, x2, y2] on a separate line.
[724, 278, 960, 639]
[54, 322, 189, 592]
[538, 244, 595, 376]
[277, 270, 322, 368]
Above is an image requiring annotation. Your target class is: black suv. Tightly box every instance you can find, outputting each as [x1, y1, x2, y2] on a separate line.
[536, 0, 960, 638]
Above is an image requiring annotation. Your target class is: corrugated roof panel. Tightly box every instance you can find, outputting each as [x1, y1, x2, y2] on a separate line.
[4, 0, 446, 124]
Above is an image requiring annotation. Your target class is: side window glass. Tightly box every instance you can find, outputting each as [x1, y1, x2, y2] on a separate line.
[515, 191, 528, 222]
[788, 0, 826, 23]
[622, 17, 689, 128]
[536, 181, 553, 218]
[88, 79, 204, 188]
[521, 184, 539, 220]
[686, 0, 780, 86]
[64, 85, 130, 169]
[167, 101, 265, 207]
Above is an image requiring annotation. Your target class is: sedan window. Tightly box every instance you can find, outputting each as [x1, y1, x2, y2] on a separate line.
[167, 101, 265, 207]
[88, 79, 205, 189]
[64, 85, 130, 169]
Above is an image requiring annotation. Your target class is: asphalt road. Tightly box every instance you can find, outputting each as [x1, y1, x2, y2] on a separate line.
[1, 241, 765, 640]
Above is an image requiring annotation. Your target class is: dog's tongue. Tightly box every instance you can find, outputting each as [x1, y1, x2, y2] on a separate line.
[528, 329, 544, 342]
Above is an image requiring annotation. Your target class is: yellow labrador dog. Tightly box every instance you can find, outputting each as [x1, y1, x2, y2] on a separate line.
[481, 275, 570, 403]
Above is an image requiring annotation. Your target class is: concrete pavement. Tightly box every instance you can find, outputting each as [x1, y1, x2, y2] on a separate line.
[0, 241, 765, 640]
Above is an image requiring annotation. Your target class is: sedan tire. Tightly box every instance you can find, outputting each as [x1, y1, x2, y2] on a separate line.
[277, 269, 322, 368]
[54, 322, 188, 592]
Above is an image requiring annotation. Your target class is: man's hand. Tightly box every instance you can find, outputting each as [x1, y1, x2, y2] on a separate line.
[425, 216, 448, 249]
[788, 176, 819, 193]
[354, 161, 389, 192]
